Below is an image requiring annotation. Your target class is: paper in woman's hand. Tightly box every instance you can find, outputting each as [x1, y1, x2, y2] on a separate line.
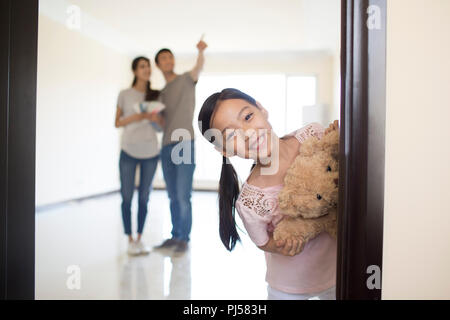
[133, 101, 166, 114]
[143, 101, 165, 113]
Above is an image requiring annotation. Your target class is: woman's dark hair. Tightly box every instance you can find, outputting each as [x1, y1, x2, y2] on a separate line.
[198, 88, 259, 251]
[154, 48, 173, 65]
[131, 56, 160, 101]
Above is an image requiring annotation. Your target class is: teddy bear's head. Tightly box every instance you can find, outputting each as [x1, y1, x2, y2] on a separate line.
[279, 129, 339, 219]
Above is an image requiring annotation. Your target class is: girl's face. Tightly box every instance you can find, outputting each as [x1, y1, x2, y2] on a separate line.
[210, 99, 276, 161]
[134, 59, 151, 82]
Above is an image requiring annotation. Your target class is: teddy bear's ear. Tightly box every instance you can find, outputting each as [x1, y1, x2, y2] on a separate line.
[318, 130, 339, 159]
[299, 136, 320, 157]
[329, 131, 340, 159]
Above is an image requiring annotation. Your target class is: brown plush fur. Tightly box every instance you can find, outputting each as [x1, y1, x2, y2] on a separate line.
[273, 126, 339, 248]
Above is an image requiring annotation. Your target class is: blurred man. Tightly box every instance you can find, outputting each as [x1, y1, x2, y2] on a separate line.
[154, 38, 208, 253]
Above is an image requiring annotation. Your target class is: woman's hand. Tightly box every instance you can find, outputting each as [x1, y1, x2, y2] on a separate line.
[115, 107, 147, 128]
[140, 110, 165, 130]
[324, 120, 339, 135]
[275, 237, 306, 256]
[142, 110, 158, 122]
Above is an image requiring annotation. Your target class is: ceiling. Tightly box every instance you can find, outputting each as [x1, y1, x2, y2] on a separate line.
[40, 0, 340, 56]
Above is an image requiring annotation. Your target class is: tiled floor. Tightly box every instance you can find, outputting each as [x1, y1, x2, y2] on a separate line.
[35, 190, 267, 300]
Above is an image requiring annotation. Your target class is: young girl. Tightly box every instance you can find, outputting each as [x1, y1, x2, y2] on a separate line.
[115, 56, 165, 256]
[197, 88, 338, 300]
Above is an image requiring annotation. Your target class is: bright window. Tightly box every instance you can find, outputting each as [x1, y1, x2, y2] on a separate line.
[286, 75, 317, 133]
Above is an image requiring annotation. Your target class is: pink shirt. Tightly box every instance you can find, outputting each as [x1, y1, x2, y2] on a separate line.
[235, 123, 337, 294]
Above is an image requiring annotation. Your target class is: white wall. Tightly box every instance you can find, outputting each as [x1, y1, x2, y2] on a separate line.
[36, 15, 131, 206]
[382, 0, 450, 299]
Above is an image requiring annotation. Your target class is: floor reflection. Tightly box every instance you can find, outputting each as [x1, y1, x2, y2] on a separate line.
[119, 249, 192, 300]
[36, 190, 266, 300]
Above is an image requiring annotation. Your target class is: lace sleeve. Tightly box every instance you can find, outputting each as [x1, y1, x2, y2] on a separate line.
[294, 122, 325, 144]
[235, 184, 279, 247]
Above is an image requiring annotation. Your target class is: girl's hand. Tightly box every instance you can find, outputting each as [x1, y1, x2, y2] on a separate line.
[275, 237, 306, 256]
[325, 120, 339, 135]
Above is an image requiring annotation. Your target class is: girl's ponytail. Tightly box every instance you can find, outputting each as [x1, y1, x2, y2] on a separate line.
[218, 156, 241, 251]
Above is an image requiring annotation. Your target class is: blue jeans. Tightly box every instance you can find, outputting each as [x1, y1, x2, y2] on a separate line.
[161, 140, 196, 242]
[119, 150, 159, 235]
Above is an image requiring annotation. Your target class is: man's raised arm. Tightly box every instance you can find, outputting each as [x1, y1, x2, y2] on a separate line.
[190, 36, 208, 82]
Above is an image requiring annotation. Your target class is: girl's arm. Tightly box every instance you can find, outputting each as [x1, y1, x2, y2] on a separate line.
[235, 200, 303, 256]
[115, 106, 143, 128]
[258, 235, 280, 254]
[258, 233, 304, 257]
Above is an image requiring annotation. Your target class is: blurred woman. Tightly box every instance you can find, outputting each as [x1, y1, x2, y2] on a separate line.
[115, 56, 165, 255]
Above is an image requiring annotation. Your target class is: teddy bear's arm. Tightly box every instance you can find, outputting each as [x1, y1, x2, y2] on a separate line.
[273, 217, 323, 244]
[273, 212, 337, 254]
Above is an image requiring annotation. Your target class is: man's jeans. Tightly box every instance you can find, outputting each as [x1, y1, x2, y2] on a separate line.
[161, 139, 196, 242]
[119, 150, 159, 235]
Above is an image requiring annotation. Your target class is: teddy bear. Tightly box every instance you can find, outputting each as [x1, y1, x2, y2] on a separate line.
[273, 125, 339, 252]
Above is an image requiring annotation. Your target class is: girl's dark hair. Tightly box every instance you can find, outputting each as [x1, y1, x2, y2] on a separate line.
[131, 56, 160, 101]
[198, 88, 259, 251]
